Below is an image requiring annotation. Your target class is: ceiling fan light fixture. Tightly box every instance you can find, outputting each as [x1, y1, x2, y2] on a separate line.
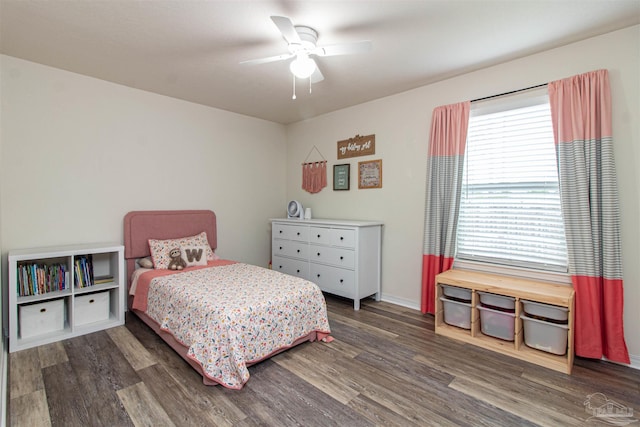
[290, 54, 316, 79]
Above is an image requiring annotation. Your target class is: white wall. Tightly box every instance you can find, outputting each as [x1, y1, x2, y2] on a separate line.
[285, 26, 640, 362]
[0, 55, 287, 267]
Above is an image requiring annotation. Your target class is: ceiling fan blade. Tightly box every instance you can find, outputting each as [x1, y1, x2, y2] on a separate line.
[310, 65, 324, 84]
[271, 16, 301, 45]
[313, 40, 372, 57]
[240, 53, 294, 65]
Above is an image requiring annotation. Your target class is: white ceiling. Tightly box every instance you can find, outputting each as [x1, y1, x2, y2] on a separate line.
[2, 1, 639, 124]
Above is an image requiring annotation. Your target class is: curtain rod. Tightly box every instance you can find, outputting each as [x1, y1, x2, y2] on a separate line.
[471, 82, 548, 103]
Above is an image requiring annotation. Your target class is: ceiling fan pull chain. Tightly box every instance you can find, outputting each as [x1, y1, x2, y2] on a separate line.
[309, 78, 312, 94]
[292, 74, 297, 100]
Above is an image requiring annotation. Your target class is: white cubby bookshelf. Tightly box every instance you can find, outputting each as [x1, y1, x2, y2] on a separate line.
[8, 242, 125, 353]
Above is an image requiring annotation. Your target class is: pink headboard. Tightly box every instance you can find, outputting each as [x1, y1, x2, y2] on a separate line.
[123, 210, 217, 286]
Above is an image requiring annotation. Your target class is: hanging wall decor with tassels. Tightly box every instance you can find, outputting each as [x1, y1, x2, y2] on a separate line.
[302, 146, 327, 194]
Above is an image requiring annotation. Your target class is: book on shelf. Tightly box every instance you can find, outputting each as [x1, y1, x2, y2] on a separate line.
[74, 254, 94, 288]
[93, 275, 114, 285]
[16, 262, 67, 297]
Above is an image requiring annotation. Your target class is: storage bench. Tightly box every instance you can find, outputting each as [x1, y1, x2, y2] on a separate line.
[434, 269, 575, 374]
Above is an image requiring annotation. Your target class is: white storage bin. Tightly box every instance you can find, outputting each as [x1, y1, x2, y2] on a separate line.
[478, 292, 515, 311]
[477, 305, 515, 341]
[520, 313, 568, 355]
[440, 296, 471, 329]
[441, 285, 472, 302]
[19, 299, 65, 339]
[522, 300, 568, 322]
[75, 291, 110, 326]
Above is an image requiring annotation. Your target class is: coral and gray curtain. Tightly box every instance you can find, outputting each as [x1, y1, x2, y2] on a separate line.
[548, 69, 629, 363]
[421, 102, 470, 314]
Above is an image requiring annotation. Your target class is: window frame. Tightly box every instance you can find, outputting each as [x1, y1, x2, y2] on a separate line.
[453, 88, 570, 283]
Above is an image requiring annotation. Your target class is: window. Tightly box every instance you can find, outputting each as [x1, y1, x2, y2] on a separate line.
[456, 94, 568, 272]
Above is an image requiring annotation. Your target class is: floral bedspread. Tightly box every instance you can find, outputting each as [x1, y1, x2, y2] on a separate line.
[140, 262, 331, 389]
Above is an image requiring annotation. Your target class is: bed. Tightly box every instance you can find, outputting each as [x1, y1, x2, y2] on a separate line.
[123, 210, 331, 389]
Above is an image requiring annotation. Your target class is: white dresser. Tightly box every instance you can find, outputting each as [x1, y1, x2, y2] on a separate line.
[271, 218, 383, 310]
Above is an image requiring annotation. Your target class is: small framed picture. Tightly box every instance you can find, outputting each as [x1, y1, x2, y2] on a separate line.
[333, 164, 350, 191]
[358, 159, 382, 189]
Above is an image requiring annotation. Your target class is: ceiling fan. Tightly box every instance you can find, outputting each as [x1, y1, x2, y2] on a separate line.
[241, 16, 372, 91]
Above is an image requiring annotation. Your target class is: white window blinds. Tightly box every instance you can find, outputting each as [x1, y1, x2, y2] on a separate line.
[456, 96, 568, 272]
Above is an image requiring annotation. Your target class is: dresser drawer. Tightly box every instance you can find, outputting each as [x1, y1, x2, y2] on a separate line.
[273, 240, 308, 259]
[310, 246, 355, 269]
[309, 227, 332, 245]
[310, 264, 355, 298]
[330, 228, 356, 248]
[272, 256, 309, 280]
[309, 227, 356, 248]
[273, 224, 309, 242]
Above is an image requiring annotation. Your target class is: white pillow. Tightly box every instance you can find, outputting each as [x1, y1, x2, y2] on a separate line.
[136, 257, 154, 269]
[148, 231, 214, 269]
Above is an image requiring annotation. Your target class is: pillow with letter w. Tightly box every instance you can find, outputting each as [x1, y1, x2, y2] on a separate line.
[180, 246, 208, 267]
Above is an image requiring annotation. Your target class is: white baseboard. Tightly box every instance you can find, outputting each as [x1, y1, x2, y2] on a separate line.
[621, 353, 640, 370]
[599, 353, 638, 370]
[1, 335, 7, 427]
[379, 294, 421, 311]
[601, 354, 639, 371]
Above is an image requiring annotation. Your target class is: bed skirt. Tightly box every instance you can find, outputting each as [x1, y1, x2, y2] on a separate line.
[132, 309, 320, 386]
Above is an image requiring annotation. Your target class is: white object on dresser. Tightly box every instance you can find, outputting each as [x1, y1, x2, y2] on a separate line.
[271, 218, 383, 310]
[8, 243, 125, 352]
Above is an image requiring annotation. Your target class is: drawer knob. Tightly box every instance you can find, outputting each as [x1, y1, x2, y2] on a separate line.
[297, 249, 300, 253]
[40, 308, 47, 313]
[340, 279, 344, 283]
[297, 232, 300, 235]
[317, 274, 321, 278]
[296, 269, 300, 273]
[279, 246, 283, 250]
[279, 230, 283, 233]
[317, 252, 321, 256]
[317, 234, 321, 238]
[279, 265, 283, 269]
[340, 256, 344, 260]
[340, 236, 344, 240]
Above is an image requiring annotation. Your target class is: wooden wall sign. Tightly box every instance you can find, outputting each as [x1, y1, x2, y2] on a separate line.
[337, 134, 375, 159]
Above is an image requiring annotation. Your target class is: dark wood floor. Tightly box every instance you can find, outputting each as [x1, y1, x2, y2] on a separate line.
[9, 295, 640, 426]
